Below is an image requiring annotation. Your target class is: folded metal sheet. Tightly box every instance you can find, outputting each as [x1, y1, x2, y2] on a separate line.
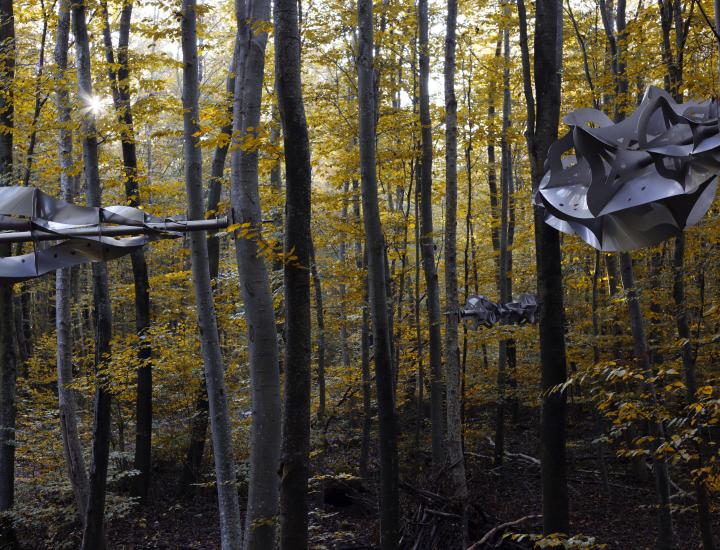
[0, 187, 213, 283]
[461, 293, 538, 329]
[536, 86, 720, 251]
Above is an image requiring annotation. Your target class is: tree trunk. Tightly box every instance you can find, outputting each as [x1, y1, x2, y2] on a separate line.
[672, 236, 716, 550]
[231, 0, 281, 546]
[0, 1, 16, 539]
[54, 0, 89, 522]
[461, 59, 474, 437]
[413, 168, 424, 458]
[310, 242, 326, 422]
[357, 0, 399, 546]
[180, 43, 238, 498]
[274, 0, 313, 545]
[339, 181, 351, 369]
[180, 2, 243, 548]
[443, 0, 467, 526]
[517, 0, 569, 535]
[21, 0, 48, 190]
[354, 181, 371, 481]
[100, 0, 153, 502]
[495, 12, 514, 467]
[71, 3, 114, 548]
[618, 253, 674, 550]
[418, 0, 444, 470]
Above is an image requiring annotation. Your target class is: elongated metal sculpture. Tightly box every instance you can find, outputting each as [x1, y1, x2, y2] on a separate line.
[0, 186, 227, 283]
[535, 86, 719, 251]
[461, 293, 538, 329]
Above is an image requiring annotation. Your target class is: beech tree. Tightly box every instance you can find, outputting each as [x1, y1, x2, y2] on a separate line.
[99, 0, 153, 501]
[517, 0, 569, 535]
[274, 0, 313, 545]
[71, 1, 114, 546]
[180, 1, 243, 547]
[357, 0, 399, 546]
[418, 0, 445, 471]
[54, 0, 88, 521]
[231, 0, 281, 545]
[0, 1, 16, 541]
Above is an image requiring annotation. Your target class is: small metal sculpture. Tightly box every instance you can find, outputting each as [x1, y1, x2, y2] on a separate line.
[535, 86, 719, 251]
[461, 293, 538, 329]
[0, 186, 227, 283]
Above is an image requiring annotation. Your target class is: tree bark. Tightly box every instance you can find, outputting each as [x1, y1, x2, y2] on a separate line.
[618, 253, 674, 550]
[71, 2, 114, 548]
[339, 181, 351, 369]
[672, 236, 716, 550]
[180, 44, 238, 498]
[357, 0, 400, 546]
[310, 242, 326, 422]
[0, 0, 16, 536]
[54, 0, 89, 522]
[100, 0, 153, 502]
[517, 0, 569, 535]
[353, 180, 372, 481]
[231, 0, 281, 546]
[274, 0, 313, 545]
[443, 0, 467, 524]
[180, 2, 243, 548]
[418, 0, 445, 470]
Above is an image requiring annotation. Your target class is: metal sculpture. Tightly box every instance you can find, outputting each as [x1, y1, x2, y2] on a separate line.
[0, 186, 227, 283]
[535, 86, 719, 252]
[461, 293, 538, 329]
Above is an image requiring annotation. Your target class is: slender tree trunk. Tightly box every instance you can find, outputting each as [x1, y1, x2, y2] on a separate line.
[180, 3, 243, 548]
[231, 0, 281, 546]
[461, 60, 474, 435]
[591, 251, 601, 364]
[495, 13, 514, 466]
[357, 0, 399, 546]
[672, 236, 716, 550]
[180, 43, 238, 497]
[310, 242, 326, 422]
[339, 181, 351, 369]
[208, 45, 237, 278]
[71, 3, 114, 548]
[0, 1, 16, 540]
[54, 0, 89, 522]
[618, 253, 674, 550]
[100, 0, 153, 501]
[418, 0, 444, 470]
[274, 0, 313, 545]
[355, 181, 371, 481]
[443, 0, 467, 528]
[413, 168, 424, 458]
[21, 0, 48, 189]
[517, 0, 569, 534]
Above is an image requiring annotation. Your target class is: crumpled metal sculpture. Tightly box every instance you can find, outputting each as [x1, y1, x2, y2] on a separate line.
[461, 293, 538, 329]
[500, 293, 539, 325]
[535, 86, 720, 252]
[0, 186, 227, 283]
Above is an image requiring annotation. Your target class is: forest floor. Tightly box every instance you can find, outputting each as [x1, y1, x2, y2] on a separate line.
[12, 401, 717, 549]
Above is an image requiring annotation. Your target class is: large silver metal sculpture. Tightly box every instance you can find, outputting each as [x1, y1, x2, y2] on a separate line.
[0, 186, 227, 283]
[535, 86, 719, 251]
[461, 293, 538, 329]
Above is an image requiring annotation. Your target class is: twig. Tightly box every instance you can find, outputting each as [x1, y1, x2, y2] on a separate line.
[485, 436, 541, 465]
[424, 508, 461, 519]
[467, 514, 541, 550]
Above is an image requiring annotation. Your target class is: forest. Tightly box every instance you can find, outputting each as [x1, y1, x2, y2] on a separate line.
[0, 0, 718, 548]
